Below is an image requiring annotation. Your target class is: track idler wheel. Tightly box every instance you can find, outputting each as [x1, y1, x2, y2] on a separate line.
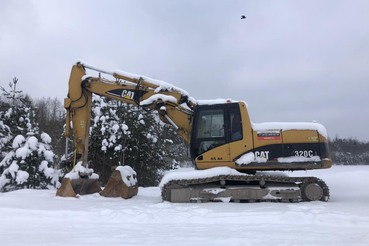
[301, 181, 328, 202]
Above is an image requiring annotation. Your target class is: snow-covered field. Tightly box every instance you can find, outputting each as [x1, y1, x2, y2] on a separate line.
[0, 165, 368, 246]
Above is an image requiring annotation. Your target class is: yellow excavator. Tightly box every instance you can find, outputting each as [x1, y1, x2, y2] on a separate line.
[56, 61, 332, 202]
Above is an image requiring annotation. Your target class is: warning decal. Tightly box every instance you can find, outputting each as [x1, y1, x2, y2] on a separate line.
[257, 131, 281, 140]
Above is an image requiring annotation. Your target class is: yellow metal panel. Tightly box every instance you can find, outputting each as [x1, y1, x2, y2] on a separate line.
[64, 98, 71, 108]
[228, 102, 254, 159]
[318, 134, 328, 143]
[196, 161, 236, 170]
[196, 143, 230, 163]
[283, 130, 318, 144]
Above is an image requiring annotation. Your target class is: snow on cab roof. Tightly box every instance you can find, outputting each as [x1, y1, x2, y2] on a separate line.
[196, 99, 238, 105]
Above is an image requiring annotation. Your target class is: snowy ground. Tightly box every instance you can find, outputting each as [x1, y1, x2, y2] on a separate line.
[0, 165, 368, 246]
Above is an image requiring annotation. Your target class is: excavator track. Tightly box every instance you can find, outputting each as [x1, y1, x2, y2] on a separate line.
[161, 174, 329, 203]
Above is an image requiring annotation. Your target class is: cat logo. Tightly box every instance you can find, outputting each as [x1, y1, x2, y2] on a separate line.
[255, 151, 270, 160]
[106, 89, 148, 101]
[121, 90, 135, 100]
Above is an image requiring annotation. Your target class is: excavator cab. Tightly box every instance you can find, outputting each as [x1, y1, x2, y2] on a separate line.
[190, 101, 332, 173]
[190, 102, 244, 165]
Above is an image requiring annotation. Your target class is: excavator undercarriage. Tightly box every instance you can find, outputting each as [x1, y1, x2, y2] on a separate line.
[162, 174, 329, 203]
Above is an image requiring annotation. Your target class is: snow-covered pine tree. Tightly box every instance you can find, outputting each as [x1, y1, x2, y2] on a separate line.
[88, 95, 130, 184]
[157, 119, 192, 168]
[34, 97, 66, 161]
[109, 100, 130, 168]
[0, 133, 60, 191]
[89, 94, 112, 184]
[0, 102, 12, 157]
[88, 95, 178, 187]
[121, 105, 175, 186]
[0, 78, 61, 192]
[0, 100, 12, 180]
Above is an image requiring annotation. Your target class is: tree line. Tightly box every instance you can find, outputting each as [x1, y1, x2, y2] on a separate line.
[0, 78, 368, 192]
[329, 137, 369, 165]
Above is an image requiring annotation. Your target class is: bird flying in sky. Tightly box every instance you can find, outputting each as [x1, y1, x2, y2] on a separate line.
[241, 15, 246, 19]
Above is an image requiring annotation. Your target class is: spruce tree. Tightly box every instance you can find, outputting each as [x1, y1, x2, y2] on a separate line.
[0, 102, 12, 158]
[0, 78, 61, 192]
[89, 95, 130, 185]
[114, 104, 175, 186]
[88, 95, 180, 187]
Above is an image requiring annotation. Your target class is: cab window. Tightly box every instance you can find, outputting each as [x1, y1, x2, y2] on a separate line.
[196, 109, 225, 138]
[230, 107, 243, 141]
[194, 109, 225, 155]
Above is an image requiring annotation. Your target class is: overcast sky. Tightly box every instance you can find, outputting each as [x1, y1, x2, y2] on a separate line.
[1, 0, 368, 141]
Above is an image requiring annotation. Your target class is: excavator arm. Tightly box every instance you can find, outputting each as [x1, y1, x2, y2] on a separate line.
[65, 62, 195, 168]
[57, 62, 195, 198]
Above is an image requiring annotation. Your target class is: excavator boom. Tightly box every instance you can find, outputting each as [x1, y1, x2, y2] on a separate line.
[58, 62, 195, 198]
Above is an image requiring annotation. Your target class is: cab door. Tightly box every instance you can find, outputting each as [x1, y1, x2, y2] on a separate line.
[191, 105, 230, 167]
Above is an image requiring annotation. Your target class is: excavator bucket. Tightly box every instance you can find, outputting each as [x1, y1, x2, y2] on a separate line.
[56, 163, 138, 199]
[56, 161, 102, 197]
[100, 166, 138, 199]
[56, 177, 102, 197]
